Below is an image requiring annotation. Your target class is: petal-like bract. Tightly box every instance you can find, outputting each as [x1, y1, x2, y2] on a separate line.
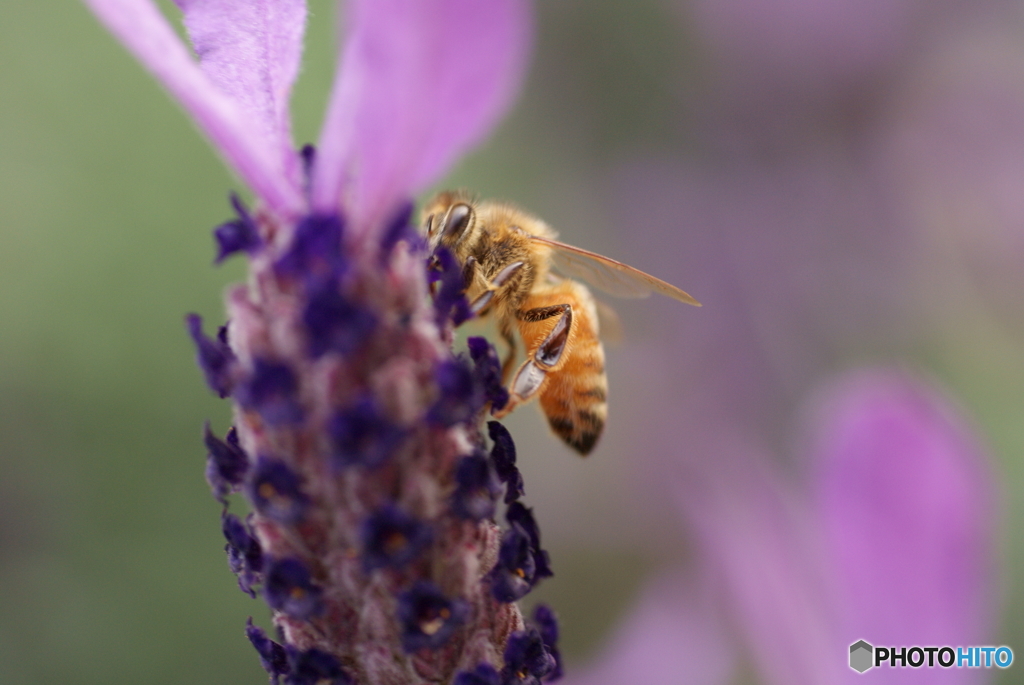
[173, 0, 307, 187]
[313, 0, 531, 229]
[811, 370, 997, 671]
[83, 0, 304, 215]
[675, 441, 837, 685]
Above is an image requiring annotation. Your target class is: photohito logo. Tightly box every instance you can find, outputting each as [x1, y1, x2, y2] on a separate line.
[849, 640, 1013, 673]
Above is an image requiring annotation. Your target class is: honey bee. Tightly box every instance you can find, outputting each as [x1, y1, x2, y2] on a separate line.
[423, 190, 700, 455]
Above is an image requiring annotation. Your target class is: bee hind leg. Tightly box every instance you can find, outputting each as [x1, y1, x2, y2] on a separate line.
[492, 303, 572, 418]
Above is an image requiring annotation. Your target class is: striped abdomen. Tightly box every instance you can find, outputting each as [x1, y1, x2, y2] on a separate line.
[516, 280, 607, 455]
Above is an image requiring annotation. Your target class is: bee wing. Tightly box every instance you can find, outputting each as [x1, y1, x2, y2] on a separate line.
[528, 235, 702, 306]
[593, 297, 624, 346]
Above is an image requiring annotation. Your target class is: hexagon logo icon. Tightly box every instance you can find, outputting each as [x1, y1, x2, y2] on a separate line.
[850, 640, 874, 673]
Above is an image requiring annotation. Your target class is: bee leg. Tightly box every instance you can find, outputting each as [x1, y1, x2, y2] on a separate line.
[493, 304, 572, 418]
[498, 318, 517, 384]
[461, 255, 478, 290]
[468, 261, 525, 317]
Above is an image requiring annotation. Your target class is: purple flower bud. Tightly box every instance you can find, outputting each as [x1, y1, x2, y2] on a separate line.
[246, 618, 290, 683]
[531, 605, 562, 681]
[204, 423, 249, 501]
[427, 358, 482, 427]
[213, 192, 261, 264]
[274, 212, 346, 279]
[506, 502, 552, 580]
[488, 421, 525, 503]
[430, 247, 472, 326]
[451, 452, 501, 521]
[532, 605, 558, 649]
[502, 628, 556, 685]
[299, 144, 316, 185]
[489, 523, 536, 603]
[248, 458, 310, 525]
[360, 505, 433, 572]
[302, 278, 377, 359]
[235, 359, 303, 425]
[222, 512, 262, 597]
[397, 580, 470, 652]
[379, 201, 424, 259]
[185, 313, 235, 398]
[468, 337, 510, 411]
[542, 647, 562, 681]
[285, 645, 352, 685]
[330, 395, 406, 469]
[454, 663, 502, 685]
[264, 557, 324, 620]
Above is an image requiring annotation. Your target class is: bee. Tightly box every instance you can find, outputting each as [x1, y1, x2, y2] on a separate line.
[423, 190, 700, 455]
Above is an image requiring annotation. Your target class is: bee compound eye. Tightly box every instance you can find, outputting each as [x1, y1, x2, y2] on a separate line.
[443, 204, 473, 240]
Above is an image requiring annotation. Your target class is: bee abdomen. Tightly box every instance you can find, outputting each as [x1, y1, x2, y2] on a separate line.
[539, 340, 608, 456]
[547, 407, 605, 455]
[575, 386, 607, 402]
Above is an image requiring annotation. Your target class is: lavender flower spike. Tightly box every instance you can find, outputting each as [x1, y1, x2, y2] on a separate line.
[84, 0, 539, 683]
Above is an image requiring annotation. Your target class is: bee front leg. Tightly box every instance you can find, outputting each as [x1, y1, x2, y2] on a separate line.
[492, 304, 572, 418]
[468, 261, 525, 317]
[461, 256, 479, 290]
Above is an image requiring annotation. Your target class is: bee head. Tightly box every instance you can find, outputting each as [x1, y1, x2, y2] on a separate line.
[424, 201, 476, 255]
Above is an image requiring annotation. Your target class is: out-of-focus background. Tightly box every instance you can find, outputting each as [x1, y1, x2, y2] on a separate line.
[3, 0, 1024, 683]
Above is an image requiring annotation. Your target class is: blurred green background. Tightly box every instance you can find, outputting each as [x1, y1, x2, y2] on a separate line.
[3, 0, 1024, 683]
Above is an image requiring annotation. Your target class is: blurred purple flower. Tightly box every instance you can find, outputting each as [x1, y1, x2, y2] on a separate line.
[566, 369, 997, 685]
[82, 1, 551, 683]
[811, 370, 997, 663]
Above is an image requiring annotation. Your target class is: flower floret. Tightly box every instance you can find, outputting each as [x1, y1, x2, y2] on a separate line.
[204, 423, 249, 500]
[223, 512, 263, 597]
[451, 452, 501, 521]
[427, 358, 483, 427]
[360, 505, 433, 572]
[248, 457, 311, 525]
[506, 503, 552, 580]
[235, 359, 304, 425]
[214, 192, 262, 263]
[501, 628, 556, 685]
[285, 645, 352, 685]
[246, 618, 290, 683]
[186, 313, 236, 398]
[531, 605, 562, 681]
[487, 421, 525, 503]
[468, 337, 510, 411]
[275, 213, 346, 279]
[264, 557, 325, 620]
[429, 247, 472, 326]
[397, 580, 469, 652]
[303, 277, 377, 359]
[330, 395, 405, 469]
[488, 523, 536, 603]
